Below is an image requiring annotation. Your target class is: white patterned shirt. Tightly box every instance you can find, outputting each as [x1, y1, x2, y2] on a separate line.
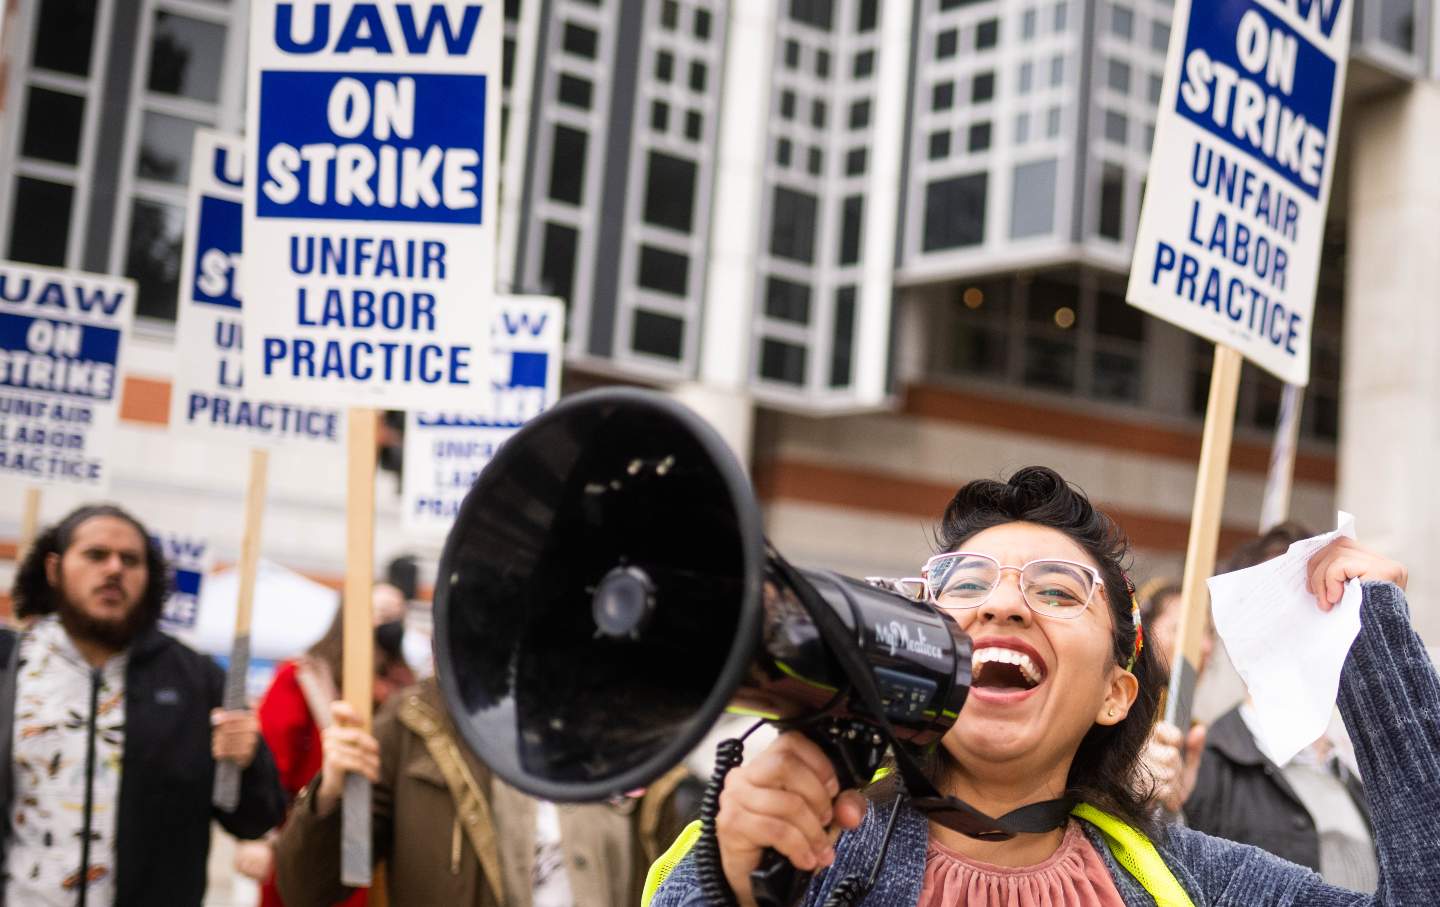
[6, 617, 127, 906]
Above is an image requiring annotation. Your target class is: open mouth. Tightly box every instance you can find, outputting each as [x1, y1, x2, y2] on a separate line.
[972, 646, 1045, 691]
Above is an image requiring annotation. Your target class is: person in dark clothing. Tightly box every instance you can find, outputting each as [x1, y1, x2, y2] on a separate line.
[1181, 522, 1378, 891]
[0, 504, 286, 906]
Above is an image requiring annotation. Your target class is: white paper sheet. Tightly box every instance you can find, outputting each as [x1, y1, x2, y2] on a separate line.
[1207, 512, 1363, 766]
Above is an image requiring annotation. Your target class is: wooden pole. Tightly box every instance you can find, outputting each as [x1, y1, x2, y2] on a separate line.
[16, 486, 41, 563]
[1165, 344, 1243, 730]
[213, 448, 270, 811]
[341, 408, 377, 888]
[1258, 383, 1304, 533]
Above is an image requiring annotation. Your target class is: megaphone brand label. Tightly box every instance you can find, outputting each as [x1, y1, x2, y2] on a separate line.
[875, 621, 945, 661]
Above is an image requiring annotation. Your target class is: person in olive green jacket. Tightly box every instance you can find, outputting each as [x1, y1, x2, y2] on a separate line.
[273, 677, 698, 907]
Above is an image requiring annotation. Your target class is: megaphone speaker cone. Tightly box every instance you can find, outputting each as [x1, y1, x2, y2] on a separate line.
[434, 389, 766, 802]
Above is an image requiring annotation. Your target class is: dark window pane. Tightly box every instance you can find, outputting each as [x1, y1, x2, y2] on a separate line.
[1096, 288, 1144, 341]
[661, 0, 679, 28]
[928, 130, 951, 159]
[137, 112, 200, 183]
[839, 195, 863, 265]
[1023, 335, 1077, 391]
[656, 51, 675, 81]
[849, 100, 871, 130]
[125, 199, 185, 320]
[790, 0, 834, 30]
[854, 50, 875, 78]
[1093, 351, 1141, 401]
[815, 50, 831, 78]
[923, 173, 987, 251]
[807, 146, 823, 176]
[972, 72, 996, 103]
[845, 147, 867, 176]
[643, 152, 697, 233]
[1028, 274, 1080, 325]
[1099, 164, 1125, 240]
[769, 186, 818, 263]
[503, 37, 517, 88]
[948, 323, 1007, 376]
[637, 245, 690, 296]
[784, 39, 801, 69]
[651, 101, 670, 132]
[1010, 158, 1057, 238]
[21, 88, 85, 165]
[937, 29, 958, 58]
[765, 277, 812, 324]
[540, 222, 579, 301]
[695, 8, 713, 39]
[558, 74, 593, 109]
[1381, 0, 1415, 52]
[684, 110, 703, 141]
[932, 81, 954, 111]
[967, 121, 992, 152]
[976, 19, 999, 48]
[34, 0, 97, 76]
[777, 138, 793, 167]
[811, 99, 827, 128]
[563, 23, 598, 58]
[1105, 110, 1128, 144]
[632, 310, 684, 359]
[548, 126, 587, 204]
[857, 0, 878, 31]
[8, 178, 72, 266]
[780, 90, 797, 119]
[506, 0, 521, 19]
[760, 338, 807, 384]
[689, 61, 708, 92]
[831, 286, 856, 387]
[148, 13, 225, 102]
[941, 0, 988, 7]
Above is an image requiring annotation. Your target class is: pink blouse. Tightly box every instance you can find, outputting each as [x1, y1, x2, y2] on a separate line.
[918, 821, 1127, 907]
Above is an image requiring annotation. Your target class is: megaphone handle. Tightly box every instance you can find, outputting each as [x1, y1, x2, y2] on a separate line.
[750, 851, 812, 907]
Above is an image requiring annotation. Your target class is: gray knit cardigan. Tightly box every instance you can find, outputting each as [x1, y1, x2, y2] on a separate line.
[653, 582, 1440, 905]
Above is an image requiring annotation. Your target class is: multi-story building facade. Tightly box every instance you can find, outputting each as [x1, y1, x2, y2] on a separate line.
[0, 0, 1435, 643]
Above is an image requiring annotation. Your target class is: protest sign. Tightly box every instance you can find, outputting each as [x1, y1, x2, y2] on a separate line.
[155, 531, 216, 634]
[171, 131, 345, 447]
[1128, 0, 1354, 387]
[402, 296, 562, 538]
[242, 0, 502, 410]
[0, 262, 135, 491]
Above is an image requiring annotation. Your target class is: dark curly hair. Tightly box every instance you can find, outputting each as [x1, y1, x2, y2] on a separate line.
[12, 504, 170, 634]
[926, 466, 1164, 835]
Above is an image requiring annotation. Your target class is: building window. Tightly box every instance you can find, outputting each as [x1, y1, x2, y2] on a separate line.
[811, 99, 827, 128]
[1050, 55, 1065, 86]
[1054, 2, 1068, 31]
[33, 0, 98, 76]
[932, 81, 955, 111]
[1014, 112, 1031, 144]
[972, 72, 995, 103]
[854, 50, 875, 78]
[661, 0, 679, 29]
[1022, 8, 1037, 38]
[770, 186, 819, 263]
[790, 0, 835, 31]
[1018, 62, 1034, 95]
[922, 173, 987, 251]
[643, 152, 698, 233]
[148, 13, 225, 102]
[1149, 74, 1163, 104]
[1104, 110, 1128, 145]
[777, 137, 793, 167]
[831, 286, 857, 387]
[765, 276, 812, 323]
[1046, 106, 1062, 137]
[815, 49, 831, 78]
[562, 22, 598, 58]
[637, 245, 690, 296]
[760, 338, 808, 385]
[558, 74, 593, 109]
[937, 29, 959, 59]
[976, 19, 999, 49]
[1106, 59, 1131, 95]
[1151, 21, 1171, 52]
[125, 199, 186, 319]
[694, 8, 713, 40]
[689, 61, 708, 92]
[784, 39, 801, 69]
[8, 178, 73, 266]
[845, 147, 867, 175]
[1023, 275, 1080, 392]
[858, 0, 879, 31]
[137, 112, 201, 184]
[968, 121, 992, 152]
[807, 146, 823, 175]
[1109, 4, 1134, 38]
[548, 125, 587, 204]
[928, 129, 951, 159]
[632, 310, 685, 359]
[684, 110, 703, 141]
[1010, 158, 1057, 238]
[839, 195, 864, 264]
[539, 222, 579, 301]
[656, 50, 675, 81]
[1098, 164, 1125, 240]
[849, 100, 871, 130]
[21, 88, 85, 165]
[651, 100, 670, 132]
[780, 90, 797, 119]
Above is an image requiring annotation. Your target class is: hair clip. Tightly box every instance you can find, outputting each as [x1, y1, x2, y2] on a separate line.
[1124, 593, 1143, 673]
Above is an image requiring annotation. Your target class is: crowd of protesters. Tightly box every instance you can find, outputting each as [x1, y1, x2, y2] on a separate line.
[0, 478, 1419, 905]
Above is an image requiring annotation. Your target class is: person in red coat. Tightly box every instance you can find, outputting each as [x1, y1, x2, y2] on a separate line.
[238, 584, 416, 907]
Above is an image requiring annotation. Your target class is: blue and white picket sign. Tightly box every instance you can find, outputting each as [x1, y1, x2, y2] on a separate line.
[1127, 0, 1354, 386]
[401, 295, 563, 538]
[242, 1, 502, 409]
[154, 531, 216, 633]
[0, 262, 135, 490]
[172, 130, 347, 447]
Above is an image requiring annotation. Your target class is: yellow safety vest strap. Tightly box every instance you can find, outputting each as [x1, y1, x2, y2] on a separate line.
[1072, 803, 1195, 907]
[642, 819, 702, 907]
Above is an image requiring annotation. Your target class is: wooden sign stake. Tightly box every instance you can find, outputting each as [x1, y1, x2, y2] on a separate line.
[16, 486, 41, 564]
[1166, 344, 1243, 731]
[341, 408, 377, 888]
[213, 448, 270, 810]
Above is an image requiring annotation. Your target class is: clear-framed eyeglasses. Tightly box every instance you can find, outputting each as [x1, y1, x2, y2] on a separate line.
[920, 552, 1103, 620]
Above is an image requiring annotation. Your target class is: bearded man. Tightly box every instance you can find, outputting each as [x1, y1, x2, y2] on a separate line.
[1, 504, 285, 906]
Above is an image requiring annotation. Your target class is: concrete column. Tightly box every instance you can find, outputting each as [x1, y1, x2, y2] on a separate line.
[1339, 82, 1440, 644]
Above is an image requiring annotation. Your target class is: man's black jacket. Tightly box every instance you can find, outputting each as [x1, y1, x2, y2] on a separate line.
[0, 624, 286, 905]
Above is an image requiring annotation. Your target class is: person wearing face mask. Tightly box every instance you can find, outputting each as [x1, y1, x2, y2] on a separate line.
[236, 584, 417, 907]
[647, 467, 1430, 906]
[0, 505, 285, 906]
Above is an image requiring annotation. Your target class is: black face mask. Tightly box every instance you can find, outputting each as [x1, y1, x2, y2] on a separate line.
[375, 620, 406, 664]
